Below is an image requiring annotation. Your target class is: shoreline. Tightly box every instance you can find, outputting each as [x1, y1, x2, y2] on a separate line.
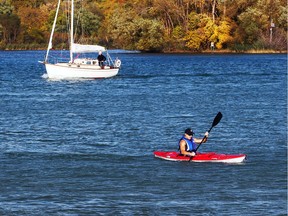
[0, 48, 287, 54]
[162, 49, 288, 54]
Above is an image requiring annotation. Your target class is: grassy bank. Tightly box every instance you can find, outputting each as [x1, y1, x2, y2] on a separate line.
[0, 43, 287, 54]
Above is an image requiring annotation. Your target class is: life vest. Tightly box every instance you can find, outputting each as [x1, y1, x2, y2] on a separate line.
[179, 136, 196, 153]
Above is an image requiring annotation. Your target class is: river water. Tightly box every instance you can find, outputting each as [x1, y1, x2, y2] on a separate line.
[0, 51, 287, 215]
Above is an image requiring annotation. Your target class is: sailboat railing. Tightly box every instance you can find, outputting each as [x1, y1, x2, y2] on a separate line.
[106, 52, 113, 66]
[47, 50, 118, 67]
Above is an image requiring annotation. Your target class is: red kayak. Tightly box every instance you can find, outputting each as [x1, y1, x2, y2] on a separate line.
[154, 151, 246, 163]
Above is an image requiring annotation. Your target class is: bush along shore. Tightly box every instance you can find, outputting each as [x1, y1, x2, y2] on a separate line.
[0, 43, 286, 54]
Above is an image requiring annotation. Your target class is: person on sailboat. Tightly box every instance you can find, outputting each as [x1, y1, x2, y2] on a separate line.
[97, 51, 106, 67]
[179, 128, 209, 157]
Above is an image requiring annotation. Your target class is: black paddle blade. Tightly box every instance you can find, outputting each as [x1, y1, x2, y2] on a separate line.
[209, 112, 222, 131]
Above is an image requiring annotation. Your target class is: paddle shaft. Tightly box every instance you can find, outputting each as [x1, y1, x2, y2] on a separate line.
[195, 124, 217, 151]
[195, 112, 222, 152]
[189, 112, 222, 161]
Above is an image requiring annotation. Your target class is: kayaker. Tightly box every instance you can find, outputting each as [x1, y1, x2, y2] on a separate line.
[179, 128, 209, 157]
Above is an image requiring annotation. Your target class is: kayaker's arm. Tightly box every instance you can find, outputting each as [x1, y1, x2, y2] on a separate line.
[194, 132, 209, 144]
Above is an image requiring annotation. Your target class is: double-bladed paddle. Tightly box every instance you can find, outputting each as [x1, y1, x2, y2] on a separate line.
[189, 112, 223, 161]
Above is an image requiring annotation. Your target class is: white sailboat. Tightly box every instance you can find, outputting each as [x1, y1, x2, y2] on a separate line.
[40, 0, 121, 79]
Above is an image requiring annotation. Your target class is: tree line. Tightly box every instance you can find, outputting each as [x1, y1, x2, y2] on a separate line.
[0, 0, 287, 52]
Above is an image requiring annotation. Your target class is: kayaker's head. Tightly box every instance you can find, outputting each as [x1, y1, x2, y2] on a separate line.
[184, 128, 194, 138]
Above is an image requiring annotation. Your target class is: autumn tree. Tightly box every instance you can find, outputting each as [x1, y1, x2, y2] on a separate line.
[184, 13, 214, 51]
[232, 0, 286, 50]
[18, 6, 47, 44]
[0, 0, 286, 51]
[0, 1, 20, 44]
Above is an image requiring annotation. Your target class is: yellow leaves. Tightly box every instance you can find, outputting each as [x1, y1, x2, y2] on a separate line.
[1, 0, 287, 51]
[184, 28, 206, 50]
[184, 14, 234, 50]
[215, 20, 233, 49]
[17, 6, 46, 30]
[184, 14, 213, 50]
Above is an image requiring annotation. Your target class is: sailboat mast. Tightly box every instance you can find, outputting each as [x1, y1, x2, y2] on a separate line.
[70, 0, 74, 63]
[45, 0, 61, 63]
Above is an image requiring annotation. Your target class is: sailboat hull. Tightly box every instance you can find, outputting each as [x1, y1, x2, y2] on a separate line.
[45, 63, 119, 79]
[41, 0, 121, 79]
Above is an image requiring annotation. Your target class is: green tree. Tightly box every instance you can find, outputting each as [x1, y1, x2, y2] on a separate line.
[0, 1, 13, 15]
[104, 7, 137, 49]
[169, 25, 186, 51]
[134, 18, 164, 51]
[75, 8, 101, 39]
[238, 7, 269, 44]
